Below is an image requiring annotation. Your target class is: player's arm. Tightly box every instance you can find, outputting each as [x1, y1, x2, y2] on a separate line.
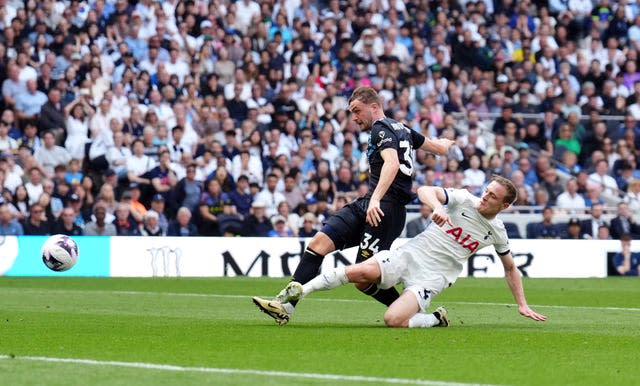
[366, 147, 399, 227]
[498, 252, 547, 322]
[418, 137, 455, 155]
[416, 186, 451, 227]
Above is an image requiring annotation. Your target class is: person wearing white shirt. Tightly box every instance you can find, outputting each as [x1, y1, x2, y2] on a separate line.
[90, 98, 119, 137]
[0, 120, 17, 153]
[254, 173, 286, 218]
[106, 131, 132, 178]
[232, 150, 263, 186]
[629, 14, 640, 51]
[164, 47, 190, 84]
[127, 139, 157, 185]
[24, 167, 44, 205]
[34, 131, 72, 176]
[234, 0, 261, 34]
[147, 89, 175, 124]
[1, 156, 22, 194]
[588, 159, 620, 196]
[555, 178, 587, 212]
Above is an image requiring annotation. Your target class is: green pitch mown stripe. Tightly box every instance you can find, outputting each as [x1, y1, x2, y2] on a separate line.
[0, 355, 501, 386]
[4, 287, 640, 312]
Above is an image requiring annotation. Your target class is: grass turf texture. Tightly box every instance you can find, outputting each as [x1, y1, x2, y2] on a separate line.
[0, 277, 638, 386]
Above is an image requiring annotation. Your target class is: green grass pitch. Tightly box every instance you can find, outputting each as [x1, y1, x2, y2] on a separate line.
[0, 277, 638, 386]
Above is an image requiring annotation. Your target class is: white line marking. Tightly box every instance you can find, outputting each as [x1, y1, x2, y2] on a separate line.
[4, 288, 640, 312]
[0, 355, 500, 386]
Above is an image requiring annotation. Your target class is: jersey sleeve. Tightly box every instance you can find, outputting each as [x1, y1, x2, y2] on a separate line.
[410, 129, 426, 149]
[371, 121, 397, 152]
[443, 188, 473, 209]
[494, 235, 511, 255]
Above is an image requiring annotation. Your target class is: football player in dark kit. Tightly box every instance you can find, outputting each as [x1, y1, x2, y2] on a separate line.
[253, 86, 454, 325]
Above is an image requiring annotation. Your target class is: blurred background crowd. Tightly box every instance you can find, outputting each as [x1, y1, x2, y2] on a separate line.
[1, 0, 640, 240]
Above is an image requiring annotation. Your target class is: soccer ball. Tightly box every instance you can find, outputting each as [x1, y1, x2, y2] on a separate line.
[41, 234, 79, 272]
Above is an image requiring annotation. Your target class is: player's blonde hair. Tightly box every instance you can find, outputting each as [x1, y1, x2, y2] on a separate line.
[491, 174, 517, 204]
[348, 86, 381, 106]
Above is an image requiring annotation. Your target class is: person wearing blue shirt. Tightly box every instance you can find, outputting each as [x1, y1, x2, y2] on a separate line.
[613, 234, 640, 276]
[0, 203, 23, 235]
[14, 79, 47, 121]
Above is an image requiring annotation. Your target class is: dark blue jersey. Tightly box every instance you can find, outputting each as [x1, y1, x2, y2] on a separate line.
[365, 118, 426, 204]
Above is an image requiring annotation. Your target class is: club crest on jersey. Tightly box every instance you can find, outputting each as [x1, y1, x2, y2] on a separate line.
[445, 227, 480, 253]
[379, 131, 385, 138]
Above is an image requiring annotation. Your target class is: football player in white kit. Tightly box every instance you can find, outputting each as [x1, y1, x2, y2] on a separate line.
[270, 175, 547, 328]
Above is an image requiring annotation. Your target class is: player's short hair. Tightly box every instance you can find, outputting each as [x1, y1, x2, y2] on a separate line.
[348, 86, 381, 106]
[491, 174, 517, 205]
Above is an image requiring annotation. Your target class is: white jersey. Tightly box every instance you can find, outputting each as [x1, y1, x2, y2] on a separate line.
[397, 188, 510, 286]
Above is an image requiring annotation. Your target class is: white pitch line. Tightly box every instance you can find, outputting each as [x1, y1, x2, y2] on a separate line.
[0, 355, 500, 386]
[4, 288, 640, 312]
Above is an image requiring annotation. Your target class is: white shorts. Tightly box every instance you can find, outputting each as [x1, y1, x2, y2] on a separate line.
[374, 249, 448, 312]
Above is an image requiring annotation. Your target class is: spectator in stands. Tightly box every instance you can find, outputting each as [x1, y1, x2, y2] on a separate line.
[24, 167, 44, 206]
[555, 178, 587, 212]
[113, 203, 141, 236]
[198, 178, 227, 236]
[610, 202, 640, 240]
[254, 173, 285, 218]
[0, 203, 23, 235]
[613, 234, 640, 276]
[539, 168, 564, 206]
[282, 173, 305, 211]
[150, 194, 169, 234]
[84, 204, 116, 236]
[52, 207, 83, 236]
[2, 62, 25, 108]
[268, 215, 294, 237]
[0, 119, 18, 154]
[149, 149, 178, 202]
[405, 203, 432, 238]
[15, 79, 47, 122]
[276, 200, 299, 237]
[63, 94, 94, 162]
[173, 162, 202, 214]
[580, 203, 608, 239]
[34, 131, 72, 176]
[22, 204, 51, 235]
[588, 159, 619, 196]
[241, 200, 273, 237]
[298, 212, 319, 238]
[167, 207, 199, 237]
[561, 217, 585, 239]
[40, 88, 68, 143]
[527, 206, 561, 239]
[126, 139, 156, 187]
[139, 210, 165, 236]
[218, 201, 244, 237]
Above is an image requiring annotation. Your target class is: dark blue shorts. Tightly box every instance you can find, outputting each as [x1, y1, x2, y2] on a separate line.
[321, 198, 407, 262]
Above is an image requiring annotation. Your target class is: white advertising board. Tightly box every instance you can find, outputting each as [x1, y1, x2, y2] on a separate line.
[110, 237, 616, 278]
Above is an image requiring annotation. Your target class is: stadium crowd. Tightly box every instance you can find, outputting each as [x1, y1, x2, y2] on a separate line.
[1, 0, 640, 240]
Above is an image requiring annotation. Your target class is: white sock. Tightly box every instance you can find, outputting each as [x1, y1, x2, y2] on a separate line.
[408, 313, 439, 328]
[282, 302, 295, 314]
[302, 266, 348, 296]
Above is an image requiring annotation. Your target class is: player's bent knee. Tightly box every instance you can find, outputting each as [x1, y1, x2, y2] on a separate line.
[383, 310, 407, 328]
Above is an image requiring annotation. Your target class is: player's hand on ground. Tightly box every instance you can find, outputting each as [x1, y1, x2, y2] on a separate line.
[366, 198, 384, 227]
[519, 306, 547, 321]
[431, 207, 452, 227]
